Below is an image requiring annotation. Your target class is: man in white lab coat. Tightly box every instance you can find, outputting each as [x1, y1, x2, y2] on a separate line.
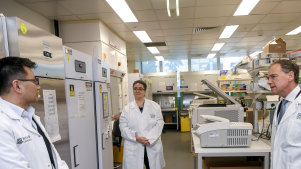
[120, 80, 165, 169]
[267, 60, 301, 169]
[0, 57, 69, 169]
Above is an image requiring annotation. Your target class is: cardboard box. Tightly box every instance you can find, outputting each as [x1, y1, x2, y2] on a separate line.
[264, 38, 286, 53]
[164, 114, 173, 123]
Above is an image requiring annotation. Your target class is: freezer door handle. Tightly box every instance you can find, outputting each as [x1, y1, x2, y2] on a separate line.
[73, 145, 80, 167]
[102, 133, 105, 150]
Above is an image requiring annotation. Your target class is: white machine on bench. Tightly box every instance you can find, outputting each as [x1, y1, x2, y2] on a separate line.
[193, 115, 253, 148]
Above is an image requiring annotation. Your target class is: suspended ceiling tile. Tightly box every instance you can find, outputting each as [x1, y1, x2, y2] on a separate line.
[196, 0, 240, 6]
[127, 21, 161, 31]
[163, 28, 192, 36]
[194, 17, 228, 27]
[253, 23, 291, 31]
[271, 1, 301, 13]
[191, 39, 215, 45]
[135, 10, 158, 22]
[77, 13, 102, 20]
[107, 23, 130, 32]
[159, 19, 194, 29]
[260, 13, 301, 23]
[166, 40, 191, 46]
[165, 35, 192, 41]
[25, 1, 71, 17]
[59, 0, 113, 15]
[100, 13, 124, 24]
[127, 0, 153, 10]
[155, 7, 195, 21]
[147, 29, 164, 36]
[251, 2, 279, 15]
[150, 36, 165, 42]
[194, 5, 237, 18]
[227, 15, 265, 25]
[192, 32, 219, 40]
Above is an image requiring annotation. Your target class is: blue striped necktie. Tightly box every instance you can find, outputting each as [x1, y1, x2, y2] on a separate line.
[278, 99, 288, 124]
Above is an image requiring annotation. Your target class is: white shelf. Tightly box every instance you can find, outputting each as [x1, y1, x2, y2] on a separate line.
[162, 108, 176, 112]
[217, 78, 252, 82]
[223, 90, 248, 93]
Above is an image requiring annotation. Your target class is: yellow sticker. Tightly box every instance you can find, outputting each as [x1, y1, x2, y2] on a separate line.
[70, 85, 75, 97]
[67, 54, 70, 62]
[20, 23, 27, 35]
[98, 64, 101, 70]
[99, 85, 102, 94]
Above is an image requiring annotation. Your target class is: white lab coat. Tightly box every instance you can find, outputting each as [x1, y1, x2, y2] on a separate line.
[120, 99, 165, 169]
[0, 99, 69, 169]
[271, 94, 301, 169]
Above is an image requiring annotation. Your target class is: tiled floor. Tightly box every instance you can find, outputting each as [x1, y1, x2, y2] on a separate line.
[161, 130, 194, 169]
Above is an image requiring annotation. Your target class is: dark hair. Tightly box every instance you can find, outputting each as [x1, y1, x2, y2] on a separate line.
[270, 59, 299, 84]
[0, 57, 36, 95]
[133, 80, 147, 90]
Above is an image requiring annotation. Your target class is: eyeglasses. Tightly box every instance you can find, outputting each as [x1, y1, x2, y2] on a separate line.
[133, 87, 145, 91]
[266, 74, 279, 81]
[18, 77, 39, 85]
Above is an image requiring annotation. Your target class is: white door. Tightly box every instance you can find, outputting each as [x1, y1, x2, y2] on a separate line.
[65, 79, 98, 169]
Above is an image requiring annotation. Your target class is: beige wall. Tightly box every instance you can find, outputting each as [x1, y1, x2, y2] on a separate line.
[0, 0, 53, 33]
[127, 60, 136, 73]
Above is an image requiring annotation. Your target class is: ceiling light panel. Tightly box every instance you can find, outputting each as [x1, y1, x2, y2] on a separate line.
[234, 0, 260, 16]
[106, 0, 138, 22]
[219, 25, 239, 39]
[211, 43, 225, 51]
[250, 51, 262, 57]
[286, 26, 301, 35]
[133, 31, 152, 43]
[155, 56, 164, 61]
[207, 53, 216, 59]
[147, 47, 160, 54]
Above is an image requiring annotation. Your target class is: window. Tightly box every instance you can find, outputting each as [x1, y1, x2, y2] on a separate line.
[163, 59, 188, 72]
[142, 61, 159, 73]
[220, 57, 242, 70]
[191, 58, 217, 71]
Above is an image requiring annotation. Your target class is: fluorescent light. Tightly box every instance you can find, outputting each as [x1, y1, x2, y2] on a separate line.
[167, 0, 171, 17]
[155, 56, 164, 61]
[234, 0, 260, 16]
[207, 53, 216, 59]
[250, 51, 262, 57]
[133, 31, 152, 43]
[219, 25, 239, 39]
[176, 0, 179, 16]
[147, 47, 160, 54]
[106, 0, 138, 22]
[211, 43, 225, 51]
[286, 26, 301, 35]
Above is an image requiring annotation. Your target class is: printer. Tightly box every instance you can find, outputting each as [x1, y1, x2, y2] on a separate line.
[191, 79, 244, 128]
[193, 115, 253, 147]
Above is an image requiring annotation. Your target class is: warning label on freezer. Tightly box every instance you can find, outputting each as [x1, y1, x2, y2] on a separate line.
[70, 85, 75, 97]
[20, 23, 27, 35]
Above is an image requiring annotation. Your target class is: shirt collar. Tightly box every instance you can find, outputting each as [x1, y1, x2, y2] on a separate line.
[0, 97, 35, 122]
[284, 85, 301, 102]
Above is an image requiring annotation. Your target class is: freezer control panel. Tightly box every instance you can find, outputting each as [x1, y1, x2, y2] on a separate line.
[102, 67, 107, 78]
[75, 60, 86, 73]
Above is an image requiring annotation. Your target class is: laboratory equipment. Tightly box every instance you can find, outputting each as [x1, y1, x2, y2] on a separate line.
[191, 79, 244, 128]
[193, 115, 252, 147]
[92, 57, 113, 169]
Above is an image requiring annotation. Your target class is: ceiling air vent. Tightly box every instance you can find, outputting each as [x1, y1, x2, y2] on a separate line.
[143, 42, 166, 47]
[193, 27, 218, 33]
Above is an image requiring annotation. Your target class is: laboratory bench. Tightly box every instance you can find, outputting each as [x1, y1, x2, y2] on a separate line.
[192, 133, 271, 169]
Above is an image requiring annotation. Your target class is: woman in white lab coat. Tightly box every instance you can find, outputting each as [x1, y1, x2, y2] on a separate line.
[120, 80, 165, 169]
[268, 60, 301, 169]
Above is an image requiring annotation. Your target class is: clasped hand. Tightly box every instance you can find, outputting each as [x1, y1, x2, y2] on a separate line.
[136, 135, 150, 146]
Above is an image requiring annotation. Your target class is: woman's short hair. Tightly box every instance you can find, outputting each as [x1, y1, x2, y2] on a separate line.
[133, 80, 147, 90]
